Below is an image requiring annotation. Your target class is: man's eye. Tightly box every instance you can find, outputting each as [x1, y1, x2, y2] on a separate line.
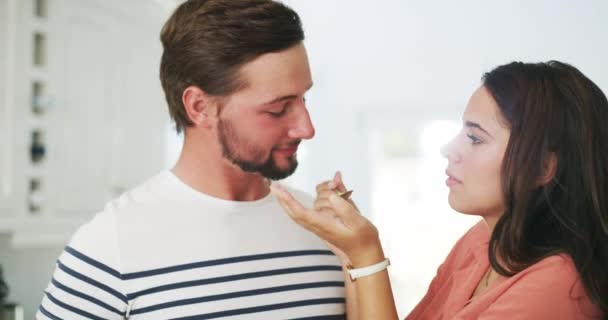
[267, 108, 287, 117]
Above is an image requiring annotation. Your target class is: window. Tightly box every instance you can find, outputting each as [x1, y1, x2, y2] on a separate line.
[368, 116, 478, 316]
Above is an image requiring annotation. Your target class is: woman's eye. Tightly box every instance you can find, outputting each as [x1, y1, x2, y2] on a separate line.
[466, 133, 482, 144]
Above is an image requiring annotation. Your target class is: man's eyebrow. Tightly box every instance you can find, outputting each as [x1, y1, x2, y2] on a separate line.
[465, 120, 493, 137]
[261, 83, 313, 106]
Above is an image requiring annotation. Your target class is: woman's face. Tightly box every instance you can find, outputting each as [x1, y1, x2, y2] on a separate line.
[442, 86, 511, 223]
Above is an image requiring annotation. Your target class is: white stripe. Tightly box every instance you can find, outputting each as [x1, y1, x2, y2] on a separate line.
[39, 294, 92, 320]
[125, 254, 340, 294]
[61, 249, 124, 288]
[45, 282, 122, 318]
[130, 269, 343, 308]
[35, 309, 54, 320]
[131, 281, 344, 314]
[132, 289, 345, 320]
[227, 303, 345, 320]
[52, 266, 126, 311]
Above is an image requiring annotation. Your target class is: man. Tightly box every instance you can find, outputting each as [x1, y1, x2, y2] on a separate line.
[37, 1, 346, 319]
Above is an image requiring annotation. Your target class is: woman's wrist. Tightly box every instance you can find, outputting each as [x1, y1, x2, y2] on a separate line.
[347, 240, 386, 268]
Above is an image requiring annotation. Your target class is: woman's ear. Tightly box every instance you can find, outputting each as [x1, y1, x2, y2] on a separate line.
[538, 152, 557, 186]
[182, 85, 219, 128]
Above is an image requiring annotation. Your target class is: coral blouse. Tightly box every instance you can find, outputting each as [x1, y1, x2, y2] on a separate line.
[406, 221, 600, 319]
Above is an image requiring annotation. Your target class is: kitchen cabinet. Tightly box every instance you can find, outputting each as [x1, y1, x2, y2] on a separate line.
[0, 0, 171, 246]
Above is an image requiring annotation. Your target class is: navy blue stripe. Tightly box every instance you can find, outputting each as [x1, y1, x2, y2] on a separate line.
[131, 281, 345, 315]
[128, 265, 342, 300]
[65, 246, 122, 279]
[123, 250, 335, 280]
[44, 291, 107, 320]
[289, 315, 346, 320]
[57, 260, 128, 303]
[170, 297, 345, 320]
[51, 278, 126, 316]
[38, 305, 62, 320]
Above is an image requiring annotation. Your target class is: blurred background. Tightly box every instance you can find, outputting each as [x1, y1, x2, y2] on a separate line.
[0, 0, 606, 318]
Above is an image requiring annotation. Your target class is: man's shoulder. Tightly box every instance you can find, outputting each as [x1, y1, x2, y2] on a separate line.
[67, 202, 120, 252]
[68, 172, 170, 250]
[278, 184, 314, 206]
[104, 171, 172, 213]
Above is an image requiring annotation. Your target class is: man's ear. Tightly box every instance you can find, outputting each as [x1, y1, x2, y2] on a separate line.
[182, 85, 219, 128]
[538, 152, 557, 186]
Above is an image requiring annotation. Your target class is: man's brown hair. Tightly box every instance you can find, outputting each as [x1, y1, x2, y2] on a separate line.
[160, 0, 305, 132]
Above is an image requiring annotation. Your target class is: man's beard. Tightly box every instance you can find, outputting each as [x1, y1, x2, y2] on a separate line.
[217, 118, 299, 180]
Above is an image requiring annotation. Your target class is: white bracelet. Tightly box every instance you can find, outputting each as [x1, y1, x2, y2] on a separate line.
[346, 258, 391, 281]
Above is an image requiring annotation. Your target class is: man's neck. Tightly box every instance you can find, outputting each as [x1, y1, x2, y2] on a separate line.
[172, 135, 270, 202]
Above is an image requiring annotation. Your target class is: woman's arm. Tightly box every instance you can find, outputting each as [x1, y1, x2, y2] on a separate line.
[343, 267, 359, 320]
[349, 243, 398, 320]
[272, 182, 399, 320]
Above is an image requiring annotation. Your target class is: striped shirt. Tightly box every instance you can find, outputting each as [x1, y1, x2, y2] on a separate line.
[38, 172, 346, 319]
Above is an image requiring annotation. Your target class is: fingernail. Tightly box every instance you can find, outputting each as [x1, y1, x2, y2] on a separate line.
[329, 193, 340, 204]
[270, 185, 282, 197]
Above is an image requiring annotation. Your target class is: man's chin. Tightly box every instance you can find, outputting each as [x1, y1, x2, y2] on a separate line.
[228, 153, 298, 180]
[261, 161, 298, 181]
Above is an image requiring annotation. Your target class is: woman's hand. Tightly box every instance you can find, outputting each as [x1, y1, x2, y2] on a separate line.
[272, 171, 382, 267]
[313, 173, 353, 265]
[314, 171, 359, 212]
[274, 172, 398, 320]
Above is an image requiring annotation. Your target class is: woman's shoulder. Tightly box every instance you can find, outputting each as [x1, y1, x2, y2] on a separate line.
[515, 253, 583, 290]
[496, 254, 601, 318]
[439, 220, 490, 270]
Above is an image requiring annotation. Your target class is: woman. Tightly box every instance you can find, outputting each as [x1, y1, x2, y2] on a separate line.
[272, 61, 607, 319]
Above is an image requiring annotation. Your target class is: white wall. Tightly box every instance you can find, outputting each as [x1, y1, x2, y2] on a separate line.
[0, 0, 10, 212]
[285, 0, 608, 211]
[0, 0, 5, 102]
[288, 0, 608, 107]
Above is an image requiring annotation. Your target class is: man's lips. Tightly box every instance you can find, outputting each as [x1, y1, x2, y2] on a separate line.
[274, 142, 300, 156]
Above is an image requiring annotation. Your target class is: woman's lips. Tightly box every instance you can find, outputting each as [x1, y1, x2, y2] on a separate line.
[445, 170, 462, 187]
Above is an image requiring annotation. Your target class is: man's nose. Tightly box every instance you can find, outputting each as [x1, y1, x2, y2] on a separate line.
[288, 103, 315, 140]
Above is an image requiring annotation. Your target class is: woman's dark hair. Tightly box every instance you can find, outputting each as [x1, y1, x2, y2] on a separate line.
[484, 61, 607, 318]
[160, 0, 304, 132]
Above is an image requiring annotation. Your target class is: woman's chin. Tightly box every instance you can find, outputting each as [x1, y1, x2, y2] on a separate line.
[447, 197, 478, 216]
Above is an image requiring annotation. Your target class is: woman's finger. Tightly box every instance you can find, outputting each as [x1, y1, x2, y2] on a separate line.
[316, 189, 338, 201]
[313, 198, 333, 211]
[315, 191, 358, 225]
[332, 171, 347, 192]
[327, 193, 365, 227]
[272, 184, 349, 235]
[315, 180, 333, 193]
[271, 184, 304, 215]
[317, 182, 359, 212]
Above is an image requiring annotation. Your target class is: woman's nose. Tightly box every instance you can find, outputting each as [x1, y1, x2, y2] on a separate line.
[440, 136, 461, 163]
